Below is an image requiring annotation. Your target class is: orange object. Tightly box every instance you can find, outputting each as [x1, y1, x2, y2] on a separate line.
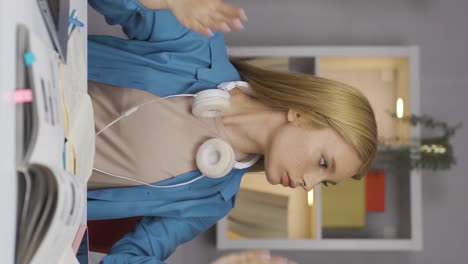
[365, 169, 386, 212]
[87, 216, 143, 254]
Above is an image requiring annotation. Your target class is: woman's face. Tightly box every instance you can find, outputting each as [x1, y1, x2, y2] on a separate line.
[264, 110, 362, 191]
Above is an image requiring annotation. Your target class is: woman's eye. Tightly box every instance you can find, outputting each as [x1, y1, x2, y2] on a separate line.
[322, 181, 329, 187]
[320, 156, 328, 169]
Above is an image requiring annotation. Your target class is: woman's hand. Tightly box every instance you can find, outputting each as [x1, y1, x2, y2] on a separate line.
[211, 249, 298, 264]
[139, 0, 247, 36]
[165, 0, 248, 37]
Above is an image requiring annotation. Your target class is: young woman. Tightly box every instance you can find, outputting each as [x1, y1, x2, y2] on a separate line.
[84, 0, 377, 263]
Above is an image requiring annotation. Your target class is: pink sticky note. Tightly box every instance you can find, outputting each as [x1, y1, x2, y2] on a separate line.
[72, 225, 88, 255]
[12, 89, 33, 103]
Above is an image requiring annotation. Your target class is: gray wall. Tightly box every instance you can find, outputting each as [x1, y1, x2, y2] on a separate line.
[88, 0, 468, 263]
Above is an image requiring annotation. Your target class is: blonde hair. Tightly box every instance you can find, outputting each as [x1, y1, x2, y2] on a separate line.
[230, 58, 378, 179]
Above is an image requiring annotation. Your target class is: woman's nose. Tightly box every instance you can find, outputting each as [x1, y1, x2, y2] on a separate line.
[305, 181, 320, 192]
[303, 170, 326, 191]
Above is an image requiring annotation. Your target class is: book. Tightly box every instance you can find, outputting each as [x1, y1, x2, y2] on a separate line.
[16, 164, 85, 264]
[14, 24, 87, 264]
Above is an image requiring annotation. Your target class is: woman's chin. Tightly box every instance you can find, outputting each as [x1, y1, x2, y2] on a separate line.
[264, 172, 279, 185]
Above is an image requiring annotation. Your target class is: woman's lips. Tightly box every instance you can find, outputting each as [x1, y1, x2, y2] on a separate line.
[281, 173, 293, 188]
[281, 174, 290, 187]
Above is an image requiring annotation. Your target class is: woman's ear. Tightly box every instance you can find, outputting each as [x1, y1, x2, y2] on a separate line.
[287, 109, 301, 123]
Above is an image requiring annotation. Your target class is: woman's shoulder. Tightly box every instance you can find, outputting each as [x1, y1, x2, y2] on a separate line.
[88, 32, 240, 96]
[195, 33, 241, 86]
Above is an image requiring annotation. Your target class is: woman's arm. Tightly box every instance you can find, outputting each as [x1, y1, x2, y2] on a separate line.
[99, 215, 220, 264]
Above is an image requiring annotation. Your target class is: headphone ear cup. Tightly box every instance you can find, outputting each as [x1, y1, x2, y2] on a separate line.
[196, 138, 235, 178]
[192, 89, 231, 118]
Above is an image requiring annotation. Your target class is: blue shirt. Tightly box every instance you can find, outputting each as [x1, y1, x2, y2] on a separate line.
[83, 1, 247, 263]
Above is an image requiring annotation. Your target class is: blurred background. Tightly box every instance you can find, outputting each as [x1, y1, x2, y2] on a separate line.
[88, 0, 468, 263]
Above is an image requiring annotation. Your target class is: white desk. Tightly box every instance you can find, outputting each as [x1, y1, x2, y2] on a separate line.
[0, 0, 90, 263]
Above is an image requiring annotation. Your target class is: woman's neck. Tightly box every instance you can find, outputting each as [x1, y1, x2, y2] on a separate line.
[221, 88, 286, 155]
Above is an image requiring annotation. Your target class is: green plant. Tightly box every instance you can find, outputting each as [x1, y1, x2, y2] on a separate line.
[379, 113, 462, 171]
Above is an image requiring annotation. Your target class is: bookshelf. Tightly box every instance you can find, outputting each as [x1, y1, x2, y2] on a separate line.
[217, 46, 422, 251]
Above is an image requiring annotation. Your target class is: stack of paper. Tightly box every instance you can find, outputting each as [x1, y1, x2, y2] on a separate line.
[60, 30, 95, 183]
[16, 164, 85, 264]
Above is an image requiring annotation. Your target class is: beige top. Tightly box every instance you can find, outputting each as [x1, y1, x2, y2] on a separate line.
[87, 81, 248, 190]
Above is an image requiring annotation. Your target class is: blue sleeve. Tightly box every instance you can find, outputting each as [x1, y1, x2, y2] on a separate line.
[87, 0, 240, 96]
[88, 0, 190, 41]
[100, 216, 219, 264]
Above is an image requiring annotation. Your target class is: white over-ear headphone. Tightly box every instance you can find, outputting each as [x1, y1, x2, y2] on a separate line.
[93, 81, 262, 188]
[192, 81, 255, 118]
